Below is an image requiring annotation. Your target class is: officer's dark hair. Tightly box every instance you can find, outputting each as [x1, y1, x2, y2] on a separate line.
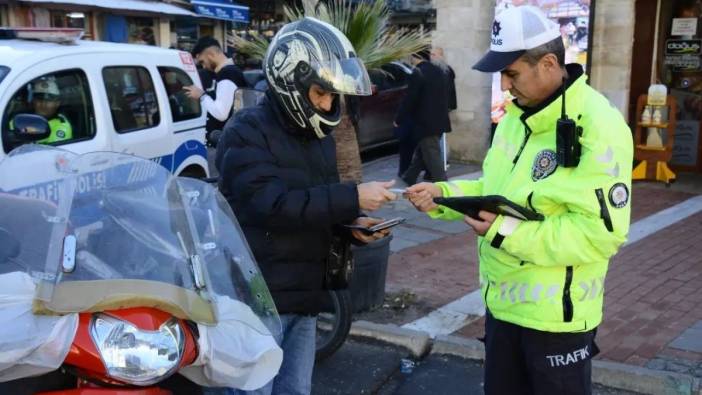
[192, 36, 222, 57]
[521, 37, 565, 67]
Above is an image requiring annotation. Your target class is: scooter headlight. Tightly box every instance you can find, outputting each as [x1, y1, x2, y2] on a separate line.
[90, 314, 184, 386]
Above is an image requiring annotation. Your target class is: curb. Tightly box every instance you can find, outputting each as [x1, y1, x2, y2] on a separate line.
[349, 320, 431, 358]
[351, 322, 702, 395]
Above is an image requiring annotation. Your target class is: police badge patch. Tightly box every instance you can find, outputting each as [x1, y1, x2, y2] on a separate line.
[56, 130, 65, 139]
[609, 183, 629, 208]
[532, 150, 558, 181]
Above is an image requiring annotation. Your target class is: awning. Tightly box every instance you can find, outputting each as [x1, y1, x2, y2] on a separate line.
[191, 0, 249, 23]
[18, 0, 197, 17]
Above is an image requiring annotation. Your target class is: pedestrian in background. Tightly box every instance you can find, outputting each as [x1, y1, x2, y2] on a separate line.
[184, 36, 246, 139]
[395, 48, 450, 185]
[407, 6, 632, 394]
[431, 46, 457, 171]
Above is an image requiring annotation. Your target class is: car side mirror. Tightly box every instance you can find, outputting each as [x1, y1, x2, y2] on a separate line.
[11, 113, 51, 142]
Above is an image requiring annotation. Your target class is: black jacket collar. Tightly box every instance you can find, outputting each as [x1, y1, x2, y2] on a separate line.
[516, 63, 584, 121]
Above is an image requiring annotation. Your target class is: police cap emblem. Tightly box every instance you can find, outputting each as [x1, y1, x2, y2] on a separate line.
[532, 150, 558, 181]
[609, 183, 629, 208]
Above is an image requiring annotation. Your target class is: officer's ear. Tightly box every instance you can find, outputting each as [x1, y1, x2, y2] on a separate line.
[539, 53, 559, 73]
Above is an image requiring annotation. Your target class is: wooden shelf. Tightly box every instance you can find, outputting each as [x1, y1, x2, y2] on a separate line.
[636, 144, 667, 151]
[637, 122, 669, 128]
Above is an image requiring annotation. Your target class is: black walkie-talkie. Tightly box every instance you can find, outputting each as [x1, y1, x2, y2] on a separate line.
[556, 78, 581, 168]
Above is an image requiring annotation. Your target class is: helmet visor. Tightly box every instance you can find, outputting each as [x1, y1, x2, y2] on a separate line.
[312, 57, 372, 96]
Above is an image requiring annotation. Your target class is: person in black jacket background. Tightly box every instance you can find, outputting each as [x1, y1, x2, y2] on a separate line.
[214, 18, 396, 395]
[395, 48, 450, 185]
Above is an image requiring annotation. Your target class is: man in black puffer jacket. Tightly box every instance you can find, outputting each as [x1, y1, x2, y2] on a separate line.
[215, 18, 397, 395]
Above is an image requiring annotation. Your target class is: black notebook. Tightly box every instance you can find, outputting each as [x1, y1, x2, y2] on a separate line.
[433, 195, 544, 221]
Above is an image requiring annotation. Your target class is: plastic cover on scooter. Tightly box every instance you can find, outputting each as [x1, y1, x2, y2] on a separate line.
[179, 294, 283, 389]
[0, 146, 282, 384]
[0, 271, 78, 381]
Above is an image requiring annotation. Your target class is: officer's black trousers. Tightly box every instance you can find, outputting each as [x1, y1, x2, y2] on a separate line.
[483, 311, 599, 395]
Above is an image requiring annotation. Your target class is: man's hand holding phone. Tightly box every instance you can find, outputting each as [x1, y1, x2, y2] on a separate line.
[347, 217, 403, 243]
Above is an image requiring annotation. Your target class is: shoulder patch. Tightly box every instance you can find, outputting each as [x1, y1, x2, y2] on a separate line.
[609, 183, 629, 208]
[532, 149, 558, 181]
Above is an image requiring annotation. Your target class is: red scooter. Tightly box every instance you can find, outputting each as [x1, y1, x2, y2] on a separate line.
[0, 141, 282, 394]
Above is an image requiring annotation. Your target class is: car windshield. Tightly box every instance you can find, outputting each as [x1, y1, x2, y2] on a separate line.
[0, 145, 280, 336]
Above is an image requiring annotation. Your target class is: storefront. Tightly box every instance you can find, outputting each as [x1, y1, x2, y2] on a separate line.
[0, 0, 246, 51]
[630, 0, 702, 173]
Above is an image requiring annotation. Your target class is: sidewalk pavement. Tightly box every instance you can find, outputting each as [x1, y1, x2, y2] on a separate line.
[355, 155, 702, 395]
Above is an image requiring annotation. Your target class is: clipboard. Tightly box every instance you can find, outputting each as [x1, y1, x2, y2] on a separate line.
[433, 195, 544, 221]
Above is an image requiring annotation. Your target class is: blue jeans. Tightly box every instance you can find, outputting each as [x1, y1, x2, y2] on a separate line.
[203, 314, 317, 395]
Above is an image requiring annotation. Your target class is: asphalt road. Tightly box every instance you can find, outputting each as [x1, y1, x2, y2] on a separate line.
[312, 339, 642, 395]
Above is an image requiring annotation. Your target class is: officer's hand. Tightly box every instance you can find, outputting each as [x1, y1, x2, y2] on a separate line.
[464, 211, 497, 236]
[183, 85, 204, 100]
[358, 180, 396, 211]
[406, 182, 442, 212]
[350, 217, 389, 243]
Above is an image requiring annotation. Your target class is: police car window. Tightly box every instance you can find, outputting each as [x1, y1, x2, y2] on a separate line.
[102, 67, 161, 133]
[157, 67, 201, 122]
[0, 66, 9, 84]
[2, 69, 96, 153]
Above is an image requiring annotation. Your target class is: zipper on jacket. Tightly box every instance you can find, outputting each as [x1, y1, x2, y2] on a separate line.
[563, 266, 574, 322]
[511, 123, 533, 170]
[595, 188, 614, 232]
[527, 192, 535, 212]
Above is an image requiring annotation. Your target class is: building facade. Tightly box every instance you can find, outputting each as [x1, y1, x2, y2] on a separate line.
[0, 0, 249, 53]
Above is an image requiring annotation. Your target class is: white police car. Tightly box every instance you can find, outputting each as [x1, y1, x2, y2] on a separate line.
[0, 28, 209, 178]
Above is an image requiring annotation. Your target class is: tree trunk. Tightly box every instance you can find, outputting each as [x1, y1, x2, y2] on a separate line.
[333, 112, 363, 183]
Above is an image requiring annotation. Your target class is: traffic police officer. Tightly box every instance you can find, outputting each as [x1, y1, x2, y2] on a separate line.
[32, 78, 72, 144]
[407, 6, 633, 394]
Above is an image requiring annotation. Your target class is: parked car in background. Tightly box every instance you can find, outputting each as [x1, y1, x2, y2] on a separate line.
[357, 61, 412, 151]
[238, 62, 411, 152]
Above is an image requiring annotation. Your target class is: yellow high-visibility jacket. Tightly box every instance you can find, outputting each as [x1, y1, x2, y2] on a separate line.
[430, 69, 633, 332]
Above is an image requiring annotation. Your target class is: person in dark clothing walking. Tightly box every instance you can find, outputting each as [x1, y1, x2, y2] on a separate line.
[185, 36, 247, 137]
[214, 17, 397, 395]
[395, 48, 450, 185]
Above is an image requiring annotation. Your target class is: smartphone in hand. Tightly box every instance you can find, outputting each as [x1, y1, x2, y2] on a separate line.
[344, 217, 406, 234]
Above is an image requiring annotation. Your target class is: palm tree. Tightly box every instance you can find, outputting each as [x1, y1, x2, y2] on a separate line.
[233, 0, 429, 183]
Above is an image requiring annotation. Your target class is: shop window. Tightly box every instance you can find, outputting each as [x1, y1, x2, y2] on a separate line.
[127, 17, 156, 45]
[102, 67, 161, 133]
[157, 67, 201, 122]
[2, 69, 96, 153]
[50, 10, 93, 39]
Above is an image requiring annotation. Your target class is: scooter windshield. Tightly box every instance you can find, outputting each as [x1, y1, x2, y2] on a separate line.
[0, 145, 280, 336]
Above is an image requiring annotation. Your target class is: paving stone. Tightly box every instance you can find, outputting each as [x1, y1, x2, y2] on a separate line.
[390, 238, 419, 253]
[392, 226, 444, 244]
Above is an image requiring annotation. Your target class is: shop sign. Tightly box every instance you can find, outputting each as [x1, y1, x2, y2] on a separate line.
[192, 0, 249, 23]
[672, 18, 698, 36]
[664, 54, 701, 71]
[672, 120, 700, 167]
[665, 39, 702, 55]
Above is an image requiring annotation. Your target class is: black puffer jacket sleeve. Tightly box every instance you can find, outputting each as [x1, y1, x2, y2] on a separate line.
[218, 109, 360, 230]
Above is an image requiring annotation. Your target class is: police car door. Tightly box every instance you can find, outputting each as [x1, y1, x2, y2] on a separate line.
[98, 61, 171, 164]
